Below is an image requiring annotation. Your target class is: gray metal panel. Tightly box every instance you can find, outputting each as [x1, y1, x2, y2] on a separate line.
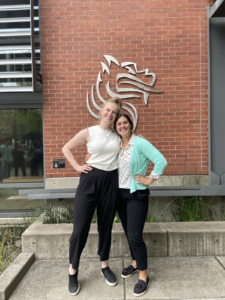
[221, 174, 225, 185]
[0, 104, 42, 109]
[19, 186, 200, 195]
[201, 185, 225, 196]
[0, 45, 31, 50]
[0, 17, 31, 23]
[0, 31, 31, 37]
[207, 7, 212, 184]
[0, 38, 40, 45]
[27, 193, 75, 199]
[0, 183, 44, 188]
[21, 186, 225, 197]
[0, 92, 43, 104]
[19, 188, 77, 195]
[0, 5, 31, 10]
[209, 18, 225, 182]
[0, 211, 36, 218]
[150, 191, 201, 196]
[208, 0, 225, 18]
[30, 0, 36, 92]
[0, 72, 32, 78]
[149, 186, 201, 190]
[210, 171, 220, 185]
[150, 186, 225, 196]
[0, 86, 33, 92]
[15, 185, 225, 197]
[0, 59, 32, 65]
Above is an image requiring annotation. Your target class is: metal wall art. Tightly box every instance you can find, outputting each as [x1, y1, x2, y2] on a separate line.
[87, 55, 163, 131]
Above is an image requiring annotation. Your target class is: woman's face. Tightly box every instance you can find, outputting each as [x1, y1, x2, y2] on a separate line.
[100, 103, 118, 125]
[116, 116, 132, 137]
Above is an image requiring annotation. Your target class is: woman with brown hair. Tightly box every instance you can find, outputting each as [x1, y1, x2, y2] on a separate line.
[115, 113, 167, 297]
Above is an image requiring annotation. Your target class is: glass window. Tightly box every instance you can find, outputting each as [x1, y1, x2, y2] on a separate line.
[0, 187, 45, 212]
[0, 109, 43, 184]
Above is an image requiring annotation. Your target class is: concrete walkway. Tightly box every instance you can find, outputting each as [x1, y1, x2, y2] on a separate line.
[9, 256, 225, 300]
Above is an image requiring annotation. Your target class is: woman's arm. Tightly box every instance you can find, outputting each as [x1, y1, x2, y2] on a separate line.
[139, 138, 167, 174]
[134, 138, 167, 185]
[62, 128, 92, 174]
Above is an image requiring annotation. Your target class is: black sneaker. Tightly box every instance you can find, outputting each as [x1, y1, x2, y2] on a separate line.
[101, 266, 117, 287]
[121, 265, 138, 278]
[69, 271, 80, 296]
[133, 276, 150, 297]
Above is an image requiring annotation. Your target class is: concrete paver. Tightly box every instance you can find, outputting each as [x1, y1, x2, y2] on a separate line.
[9, 258, 124, 300]
[125, 257, 225, 300]
[9, 256, 225, 300]
[216, 256, 225, 269]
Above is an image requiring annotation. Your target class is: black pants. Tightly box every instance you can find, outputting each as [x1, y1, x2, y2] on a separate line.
[117, 188, 149, 271]
[15, 163, 26, 176]
[69, 167, 118, 270]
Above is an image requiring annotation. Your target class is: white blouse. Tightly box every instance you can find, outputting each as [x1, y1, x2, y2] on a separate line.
[86, 126, 120, 171]
[117, 134, 160, 189]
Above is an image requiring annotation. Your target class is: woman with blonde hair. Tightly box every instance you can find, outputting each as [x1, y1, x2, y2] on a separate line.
[62, 97, 122, 296]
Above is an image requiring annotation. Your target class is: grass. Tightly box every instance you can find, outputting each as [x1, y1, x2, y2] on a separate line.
[146, 198, 175, 222]
[171, 196, 214, 222]
[0, 210, 43, 275]
[0, 225, 25, 275]
[43, 204, 74, 224]
[163, 156, 208, 187]
[41, 204, 121, 224]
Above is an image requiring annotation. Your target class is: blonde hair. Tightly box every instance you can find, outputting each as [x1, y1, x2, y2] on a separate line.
[101, 97, 122, 113]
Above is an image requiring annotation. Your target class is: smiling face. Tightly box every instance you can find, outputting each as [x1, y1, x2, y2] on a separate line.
[100, 102, 119, 126]
[116, 116, 133, 138]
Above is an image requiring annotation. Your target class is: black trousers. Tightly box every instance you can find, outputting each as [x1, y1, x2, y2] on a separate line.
[117, 188, 149, 271]
[69, 167, 118, 270]
[15, 163, 26, 176]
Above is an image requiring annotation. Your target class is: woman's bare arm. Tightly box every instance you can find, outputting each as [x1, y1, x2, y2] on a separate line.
[62, 128, 92, 173]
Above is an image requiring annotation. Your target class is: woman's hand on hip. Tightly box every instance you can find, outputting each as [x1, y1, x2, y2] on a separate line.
[75, 164, 92, 173]
[134, 175, 155, 185]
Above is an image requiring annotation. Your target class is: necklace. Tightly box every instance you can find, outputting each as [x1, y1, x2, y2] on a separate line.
[105, 130, 111, 138]
[98, 126, 111, 138]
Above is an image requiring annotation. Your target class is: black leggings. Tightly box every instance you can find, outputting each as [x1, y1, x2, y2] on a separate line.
[117, 188, 149, 270]
[69, 167, 118, 270]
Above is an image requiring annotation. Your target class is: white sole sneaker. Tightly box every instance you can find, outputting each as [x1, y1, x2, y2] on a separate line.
[69, 284, 80, 296]
[101, 271, 117, 287]
[133, 279, 150, 297]
[121, 269, 138, 278]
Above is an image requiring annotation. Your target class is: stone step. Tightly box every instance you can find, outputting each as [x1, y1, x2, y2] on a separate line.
[0, 253, 34, 300]
[22, 219, 225, 259]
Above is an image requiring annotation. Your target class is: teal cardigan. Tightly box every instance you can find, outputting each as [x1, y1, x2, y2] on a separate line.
[130, 137, 167, 193]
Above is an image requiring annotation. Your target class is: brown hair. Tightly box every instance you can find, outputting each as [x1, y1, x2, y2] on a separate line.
[101, 97, 122, 113]
[114, 113, 133, 132]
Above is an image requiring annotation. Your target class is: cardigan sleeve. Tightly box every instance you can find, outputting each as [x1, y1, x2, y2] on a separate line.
[138, 138, 167, 175]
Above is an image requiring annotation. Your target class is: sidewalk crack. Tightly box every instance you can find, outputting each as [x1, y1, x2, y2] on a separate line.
[215, 256, 225, 270]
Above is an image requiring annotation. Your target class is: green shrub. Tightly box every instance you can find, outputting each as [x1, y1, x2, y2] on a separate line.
[172, 196, 213, 222]
[0, 224, 27, 275]
[42, 204, 74, 224]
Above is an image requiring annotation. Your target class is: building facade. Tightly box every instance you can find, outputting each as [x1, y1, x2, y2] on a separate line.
[1, 0, 224, 217]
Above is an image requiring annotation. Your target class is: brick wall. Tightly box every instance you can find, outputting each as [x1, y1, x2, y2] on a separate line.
[40, 0, 214, 179]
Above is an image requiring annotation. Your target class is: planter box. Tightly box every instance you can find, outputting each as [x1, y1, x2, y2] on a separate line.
[22, 219, 225, 260]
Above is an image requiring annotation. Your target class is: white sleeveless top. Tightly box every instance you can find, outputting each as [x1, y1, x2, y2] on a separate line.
[86, 126, 121, 171]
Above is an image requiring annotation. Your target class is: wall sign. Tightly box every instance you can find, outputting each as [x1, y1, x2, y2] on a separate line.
[87, 55, 164, 131]
[53, 159, 66, 169]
